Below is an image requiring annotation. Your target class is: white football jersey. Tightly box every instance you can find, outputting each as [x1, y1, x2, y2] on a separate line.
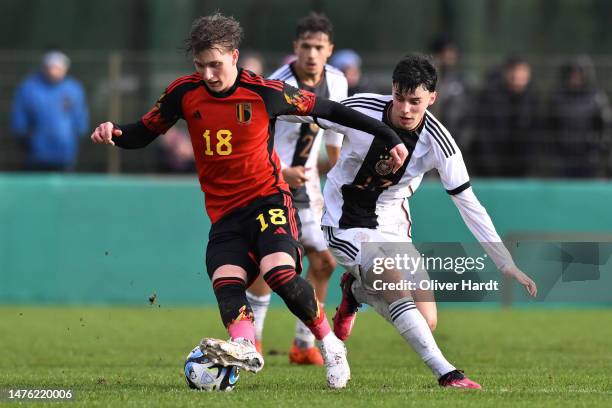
[312, 93, 469, 228]
[282, 94, 516, 271]
[269, 63, 348, 208]
[279, 93, 516, 270]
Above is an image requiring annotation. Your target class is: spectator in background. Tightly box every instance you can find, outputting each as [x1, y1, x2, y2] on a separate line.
[428, 35, 472, 150]
[330, 49, 367, 96]
[157, 126, 195, 173]
[240, 51, 265, 76]
[473, 56, 541, 177]
[547, 56, 612, 178]
[11, 50, 89, 171]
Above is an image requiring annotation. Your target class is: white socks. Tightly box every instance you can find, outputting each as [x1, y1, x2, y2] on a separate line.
[389, 298, 455, 378]
[245, 292, 271, 342]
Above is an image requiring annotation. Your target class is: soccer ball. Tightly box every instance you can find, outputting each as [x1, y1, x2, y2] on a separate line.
[184, 346, 240, 391]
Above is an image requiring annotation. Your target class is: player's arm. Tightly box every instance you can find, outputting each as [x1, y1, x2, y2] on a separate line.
[275, 87, 407, 172]
[449, 188, 537, 297]
[91, 84, 181, 149]
[311, 98, 407, 171]
[90, 121, 159, 148]
[433, 133, 537, 297]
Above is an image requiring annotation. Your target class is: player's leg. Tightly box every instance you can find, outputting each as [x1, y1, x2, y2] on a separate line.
[288, 248, 334, 365]
[304, 248, 336, 301]
[245, 274, 271, 353]
[299, 206, 337, 300]
[328, 227, 480, 388]
[260, 251, 350, 388]
[290, 206, 336, 364]
[201, 225, 264, 373]
[354, 279, 479, 388]
[254, 194, 349, 388]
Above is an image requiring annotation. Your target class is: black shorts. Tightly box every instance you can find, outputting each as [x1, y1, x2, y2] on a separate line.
[206, 192, 303, 285]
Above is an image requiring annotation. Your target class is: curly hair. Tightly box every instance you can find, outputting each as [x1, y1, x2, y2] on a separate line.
[185, 12, 243, 55]
[295, 12, 334, 41]
[392, 54, 437, 94]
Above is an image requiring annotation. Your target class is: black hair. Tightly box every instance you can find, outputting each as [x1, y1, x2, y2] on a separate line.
[295, 12, 334, 42]
[392, 54, 437, 94]
[185, 12, 243, 55]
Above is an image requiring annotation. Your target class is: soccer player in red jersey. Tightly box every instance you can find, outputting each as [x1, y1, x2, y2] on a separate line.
[90, 12, 407, 389]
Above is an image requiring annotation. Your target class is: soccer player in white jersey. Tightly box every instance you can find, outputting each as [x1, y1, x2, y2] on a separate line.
[280, 54, 537, 388]
[246, 12, 348, 365]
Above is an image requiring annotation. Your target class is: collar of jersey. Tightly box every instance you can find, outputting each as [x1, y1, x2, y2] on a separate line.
[203, 68, 242, 98]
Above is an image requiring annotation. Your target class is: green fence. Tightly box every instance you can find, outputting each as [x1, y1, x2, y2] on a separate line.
[1, 175, 611, 305]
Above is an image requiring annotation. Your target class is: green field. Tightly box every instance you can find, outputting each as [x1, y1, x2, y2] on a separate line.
[1, 307, 611, 407]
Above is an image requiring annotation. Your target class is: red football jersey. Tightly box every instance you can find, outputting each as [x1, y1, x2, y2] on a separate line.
[141, 69, 316, 223]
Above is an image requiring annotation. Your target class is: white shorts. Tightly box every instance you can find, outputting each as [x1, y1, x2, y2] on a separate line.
[298, 206, 328, 252]
[323, 221, 426, 291]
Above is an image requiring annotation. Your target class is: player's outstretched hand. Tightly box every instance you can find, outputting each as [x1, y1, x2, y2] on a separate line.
[389, 144, 408, 173]
[502, 265, 538, 298]
[91, 121, 121, 146]
[282, 166, 310, 188]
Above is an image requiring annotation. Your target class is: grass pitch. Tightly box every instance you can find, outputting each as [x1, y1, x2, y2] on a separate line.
[1, 306, 611, 407]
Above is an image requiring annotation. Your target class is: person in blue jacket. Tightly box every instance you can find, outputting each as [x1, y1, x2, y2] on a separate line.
[11, 50, 89, 171]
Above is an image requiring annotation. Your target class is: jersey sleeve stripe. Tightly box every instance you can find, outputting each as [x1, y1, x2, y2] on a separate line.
[240, 70, 285, 90]
[425, 122, 451, 158]
[343, 100, 387, 108]
[342, 103, 385, 112]
[167, 73, 200, 88]
[446, 181, 471, 195]
[266, 79, 286, 90]
[240, 75, 284, 91]
[342, 96, 388, 107]
[166, 74, 202, 93]
[426, 114, 456, 155]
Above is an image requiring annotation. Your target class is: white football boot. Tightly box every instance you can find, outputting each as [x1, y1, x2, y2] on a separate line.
[319, 332, 350, 388]
[199, 338, 264, 373]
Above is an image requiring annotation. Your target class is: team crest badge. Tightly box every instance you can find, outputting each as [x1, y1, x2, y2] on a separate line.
[375, 154, 393, 176]
[236, 103, 252, 124]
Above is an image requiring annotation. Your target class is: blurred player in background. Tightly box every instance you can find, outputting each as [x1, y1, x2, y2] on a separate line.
[281, 54, 537, 388]
[90, 12, 408, 388]
[246, 12, 347, 366]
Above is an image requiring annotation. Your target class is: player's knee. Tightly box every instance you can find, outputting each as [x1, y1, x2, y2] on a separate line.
[319, 251, 336, 275]
[308, 251, 336, 280]
[259, 252, 295, 274]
